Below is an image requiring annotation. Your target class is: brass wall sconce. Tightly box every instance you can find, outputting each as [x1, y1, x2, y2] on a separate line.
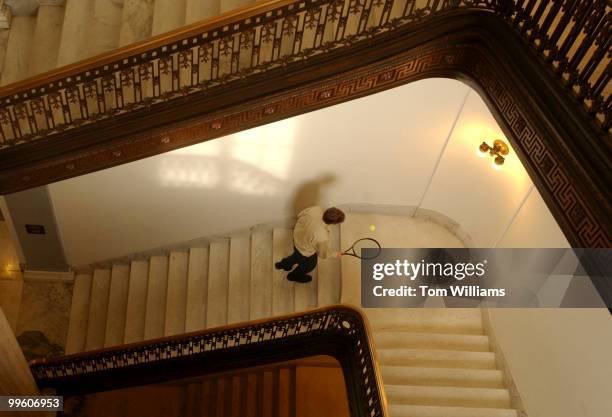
[479, 139, 509, 166]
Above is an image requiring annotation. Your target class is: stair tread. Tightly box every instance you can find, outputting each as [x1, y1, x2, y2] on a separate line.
[272, 229, 294, 315]
[317, 224, 341, 307]
[373, 331, 490, 351]
[366, 308, 484, 335]
[84, 269, 111, 351]
[385, 385, 511, 408]
[378, 349, 496, 369]
[388, 404, 518, 417]
[124, 260, 149, 343]
[207, 240, 230, 327]
[165, 251, 189, 336]
[65, 274, 93, 354]
[144, 256, 169, 340]
[228, 237, 251, 324]
[381, 366, 504, 388]
[104, 264, 130, 347]
[185, 247, 209, 332]
[250, 231, 273, 320]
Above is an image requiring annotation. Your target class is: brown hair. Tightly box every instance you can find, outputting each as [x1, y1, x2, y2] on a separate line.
[322, 207, 345, 224]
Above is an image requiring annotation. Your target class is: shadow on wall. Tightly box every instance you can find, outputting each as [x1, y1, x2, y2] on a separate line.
[289, 173, 337, 216]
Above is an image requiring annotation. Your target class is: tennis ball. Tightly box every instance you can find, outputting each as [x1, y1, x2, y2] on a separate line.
[369, 224, 376, 232]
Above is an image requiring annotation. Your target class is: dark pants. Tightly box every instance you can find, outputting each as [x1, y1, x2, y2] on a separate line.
[278, 247, 317, 280]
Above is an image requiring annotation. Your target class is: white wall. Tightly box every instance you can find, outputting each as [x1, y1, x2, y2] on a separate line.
[496, 189, 570, 248]
[489, 309, 612, 417]
[421, 88, 534, 247]
[490, 178, 610, 417]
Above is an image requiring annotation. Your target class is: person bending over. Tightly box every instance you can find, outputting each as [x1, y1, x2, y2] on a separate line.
[275, 206, 345, 283]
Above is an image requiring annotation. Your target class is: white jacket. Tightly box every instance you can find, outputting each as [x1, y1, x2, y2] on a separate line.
[293, 206, 330, 258]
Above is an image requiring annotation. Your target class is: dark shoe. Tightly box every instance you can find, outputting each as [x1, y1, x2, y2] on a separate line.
[275, 261, 293, 271]
[287, 273, 312, 283]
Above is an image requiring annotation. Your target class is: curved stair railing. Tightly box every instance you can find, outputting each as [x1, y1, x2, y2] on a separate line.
[29, 305, 388, 417]
[0, 0, 608, 149]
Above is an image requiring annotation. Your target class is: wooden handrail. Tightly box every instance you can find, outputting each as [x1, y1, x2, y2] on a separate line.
[30, 304, 389, 417]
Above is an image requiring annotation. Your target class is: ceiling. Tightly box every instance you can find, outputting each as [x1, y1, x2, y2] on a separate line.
[39, 78, 569, 266]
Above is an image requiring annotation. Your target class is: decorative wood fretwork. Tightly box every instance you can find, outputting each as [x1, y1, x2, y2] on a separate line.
[30, 305, 387, 417]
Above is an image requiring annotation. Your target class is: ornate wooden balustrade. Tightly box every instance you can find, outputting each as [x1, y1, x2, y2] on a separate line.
[503, 0, 610, 132]
[0, 0, 608, 148]
[29, 305, 388, 417]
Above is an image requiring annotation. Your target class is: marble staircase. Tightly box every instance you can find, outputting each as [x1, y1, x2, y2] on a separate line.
[367, 308, 519, 417]
[338, 212, 521, 417]
[61, 211, 522, 417]
[0, 0, 256, 85]
[64, 226, 341, 354]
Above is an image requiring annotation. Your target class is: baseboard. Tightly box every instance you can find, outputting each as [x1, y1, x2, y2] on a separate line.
[480, 305, 529, 417]
[23, 270, 75, 283]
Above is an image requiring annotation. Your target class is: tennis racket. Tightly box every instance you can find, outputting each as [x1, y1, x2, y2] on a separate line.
[341, 238, 382, 260]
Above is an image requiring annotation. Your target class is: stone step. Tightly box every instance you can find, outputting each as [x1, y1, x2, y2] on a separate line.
[144, 256, 169, 340]
[152, 0, 186, 35]
[65, 274, 93, 354]
[165, 251, 189, 336]
[373, 332, 491, 352]
[250, 231, 273, 320]
[378, 349, 496, 370]
[84, 269, 111, 351]
[272, 229, 294, 315]
[118, 0, 155, 46]
[124, 260, 149, 343]
[1, 16, 35, 85]
[385, 385, 512, 409]
[317, 224, 341, 307]
[365, 309, 484, 335]
[388, 404, 518, 417]
[207, 240, 230, 327]
[185, 247, 209, 332]
[381, 366, 504, 388]
[104, 264, 130, 347]
[29, 2, 64, 75]
[228, 237, 251, 324]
